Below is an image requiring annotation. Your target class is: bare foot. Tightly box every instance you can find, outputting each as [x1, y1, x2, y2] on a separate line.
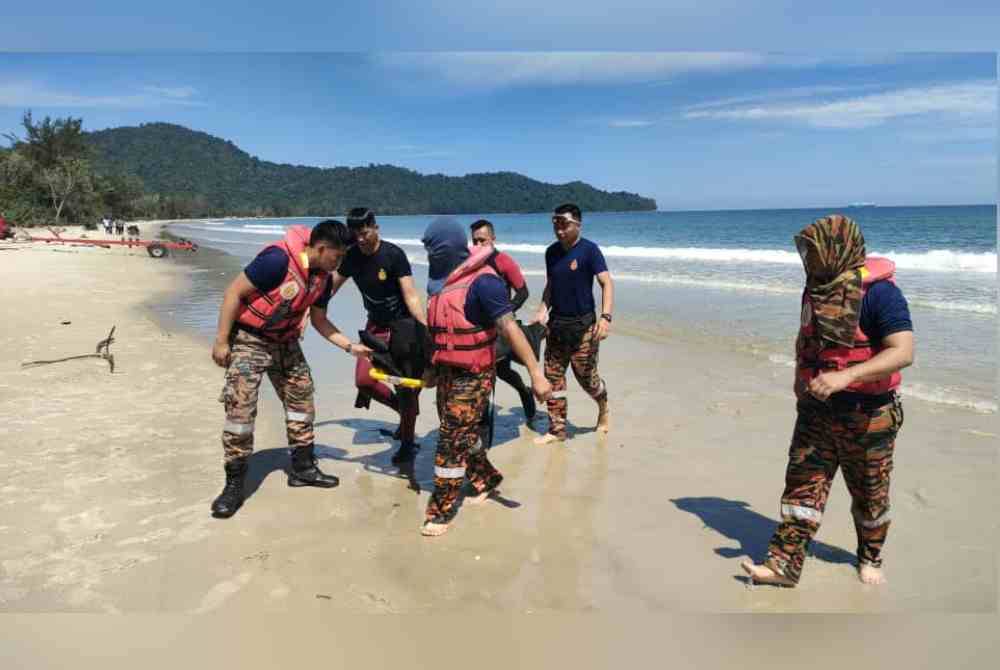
[467, 488, 499, 505]
[858, 563, 886, 585]
[740, 559, 796, 587]
[534, 433, 565, 446]
[420, 521, 450, 537]
[596, 401, 610, 434]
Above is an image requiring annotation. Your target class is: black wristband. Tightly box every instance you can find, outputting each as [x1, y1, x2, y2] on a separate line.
[600, 313, 612, 323]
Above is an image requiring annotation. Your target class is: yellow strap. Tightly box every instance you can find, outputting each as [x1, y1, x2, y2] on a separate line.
[859, 266, 869, 279]
[299, 251, 310, 271]
[369, 367, 423, 389]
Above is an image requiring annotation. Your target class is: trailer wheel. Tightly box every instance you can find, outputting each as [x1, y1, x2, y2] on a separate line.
[147, 243, 169, 259]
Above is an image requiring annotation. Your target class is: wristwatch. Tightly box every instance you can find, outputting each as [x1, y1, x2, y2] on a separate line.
[600, 313, 612, 323]
[345, 342, 354, 355]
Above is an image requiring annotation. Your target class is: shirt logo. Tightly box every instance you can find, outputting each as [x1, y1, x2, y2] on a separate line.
[569, 259, 578, 271]
[378, 268, 387, 281]
[280, 281, 300, 300]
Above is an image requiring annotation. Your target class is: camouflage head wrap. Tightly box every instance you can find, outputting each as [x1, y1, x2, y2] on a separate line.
[794, 214, 866, 348]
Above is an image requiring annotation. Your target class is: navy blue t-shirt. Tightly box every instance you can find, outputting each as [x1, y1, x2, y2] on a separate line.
[544, 238, 609, 317]
[463, 274, 513, 328]
[244, 247, 334, 309]
[859, 280, 913, 343]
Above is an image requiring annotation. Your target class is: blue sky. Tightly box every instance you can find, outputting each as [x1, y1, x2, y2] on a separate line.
[0, 52, 995, 210]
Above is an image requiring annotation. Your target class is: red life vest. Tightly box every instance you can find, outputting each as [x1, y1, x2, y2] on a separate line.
[796, 256, 901, 395]
[236, 226, 329, 342]
[428, 245, 499, 373]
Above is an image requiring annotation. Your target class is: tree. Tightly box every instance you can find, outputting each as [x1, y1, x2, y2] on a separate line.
[38, 157, 91, 224]
[4, 111, 89, 169]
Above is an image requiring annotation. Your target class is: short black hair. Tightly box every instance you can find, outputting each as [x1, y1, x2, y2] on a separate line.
[346, 207, 376, 229]
[553, 203, 582, 222]
[310, 219, 353, 249]
[470, 219, 494, 236]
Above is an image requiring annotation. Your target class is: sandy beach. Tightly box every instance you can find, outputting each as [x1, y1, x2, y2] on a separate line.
[0, 224, 996, 618]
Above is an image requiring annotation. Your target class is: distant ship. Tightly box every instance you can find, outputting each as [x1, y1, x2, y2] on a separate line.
[846, 202, 877, 208]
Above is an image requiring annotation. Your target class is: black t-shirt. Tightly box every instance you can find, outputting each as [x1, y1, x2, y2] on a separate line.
[337, 240, 413, 325]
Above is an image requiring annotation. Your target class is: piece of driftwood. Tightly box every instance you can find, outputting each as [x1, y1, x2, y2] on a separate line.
[21, 326, 116, 373]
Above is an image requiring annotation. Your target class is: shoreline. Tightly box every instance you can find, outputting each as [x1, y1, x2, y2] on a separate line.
[0, 231, 996, 614]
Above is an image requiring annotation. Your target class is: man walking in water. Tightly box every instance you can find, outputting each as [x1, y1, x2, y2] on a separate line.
[534, 203, 614, 445]
[742, 215, 913, 586]
[210, 220, 372, 518]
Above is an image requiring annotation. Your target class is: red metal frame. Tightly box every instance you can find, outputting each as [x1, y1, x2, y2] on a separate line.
[26, 229, 197, 252]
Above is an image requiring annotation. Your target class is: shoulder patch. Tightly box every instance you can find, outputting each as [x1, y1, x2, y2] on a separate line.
[280, 281, 300, 300]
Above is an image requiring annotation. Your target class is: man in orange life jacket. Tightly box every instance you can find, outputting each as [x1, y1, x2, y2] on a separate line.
[328, 208, 427, 464]
[419, 217, 552, 537]
[742, 215, 913, 587]
[210, 220, 373, 519]
[470, 218, 540, 423]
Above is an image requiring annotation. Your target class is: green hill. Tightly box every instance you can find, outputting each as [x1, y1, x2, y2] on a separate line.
[85, 123, 656, 217]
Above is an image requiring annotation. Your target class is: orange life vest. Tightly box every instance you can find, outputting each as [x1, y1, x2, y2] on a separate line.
[236, 226, 329, 342]
[796, 256, 901, 395]
[427, 245, 499, 373]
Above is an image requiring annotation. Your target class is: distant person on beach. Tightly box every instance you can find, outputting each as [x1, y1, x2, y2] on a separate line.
[327, 207, 427, 465]
[741, 214, 913, 587]
[115, 219, 125, 236]
[102, 216, 112, 235]
[209, 220, 372, 519]
[533, 203, 614, 445]
[419, 217, 551, 536]
[470, 218, 541, 424]
[0, 212, 11, 240]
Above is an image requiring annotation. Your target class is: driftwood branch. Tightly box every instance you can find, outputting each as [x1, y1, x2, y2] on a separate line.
[21, 325, 116, 373]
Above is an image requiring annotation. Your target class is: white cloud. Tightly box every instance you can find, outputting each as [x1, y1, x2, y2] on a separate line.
[682, 80, 997, 128]
[0, 82, 204, 108]
[377, 52, 766, 88]
[684, 84, 882, 111]
[608, 119, 654, 128]
[141, 85, 198, 100]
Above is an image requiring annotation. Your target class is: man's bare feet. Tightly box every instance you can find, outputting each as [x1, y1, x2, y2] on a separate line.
[534, 433, 565, 446]
[858, 563, 886, 585]
[421, 521, 450, 537]
[596, 400, 610, 433]
[740, 559, 796, 587]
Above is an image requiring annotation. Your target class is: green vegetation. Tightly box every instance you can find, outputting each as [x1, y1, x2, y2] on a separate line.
[1, 114, 656, 226]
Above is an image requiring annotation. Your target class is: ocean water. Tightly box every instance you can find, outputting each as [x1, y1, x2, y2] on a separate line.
[167, 205, 997, 413]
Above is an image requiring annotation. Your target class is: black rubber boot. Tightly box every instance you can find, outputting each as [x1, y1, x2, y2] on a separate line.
[211, 459, 247, 518]
[288, 445, 339, 488]
[391, 441, 420, 465]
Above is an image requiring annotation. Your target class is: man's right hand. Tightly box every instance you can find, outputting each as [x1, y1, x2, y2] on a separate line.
[530, 370, 552, 402]
[212, 340, 231, 368]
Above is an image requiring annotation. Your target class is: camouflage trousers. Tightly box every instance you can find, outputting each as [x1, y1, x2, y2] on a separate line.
[426, 365, 502, 524]
[543, 323, 607, 438]
[766, 395, 903, 584]
[219, 329, 315, 463]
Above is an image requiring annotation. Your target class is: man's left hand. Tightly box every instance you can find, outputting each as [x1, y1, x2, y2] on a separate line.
[593, 318, 610, 341]
[808, 370, 853, 400]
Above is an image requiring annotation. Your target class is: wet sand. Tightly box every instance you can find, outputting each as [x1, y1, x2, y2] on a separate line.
[0, 226, 996, 620]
